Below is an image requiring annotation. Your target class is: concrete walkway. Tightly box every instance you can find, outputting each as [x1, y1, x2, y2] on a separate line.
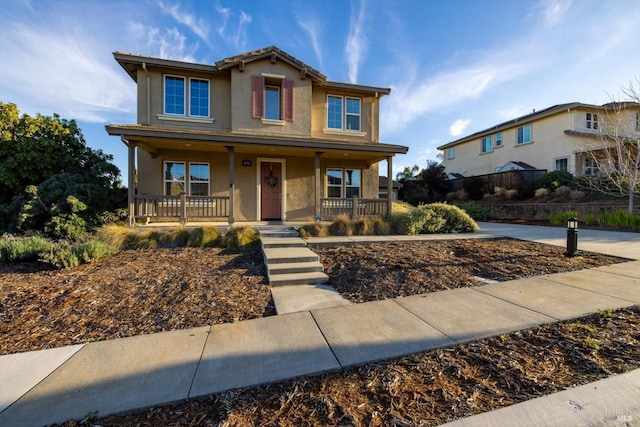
[0, 224, 639, 426]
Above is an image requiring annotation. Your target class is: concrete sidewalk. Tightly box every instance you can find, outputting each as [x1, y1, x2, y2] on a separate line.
[0, 224, 639, 426]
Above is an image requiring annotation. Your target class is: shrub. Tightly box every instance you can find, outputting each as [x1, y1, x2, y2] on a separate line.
[187, 226, 220, 247]
[389, 212, 411, 235]
[455, 189, 469, 201]
[392, 201, 413, 214]
[0, 234, 50, 262]
[505, 189, 518, 200]
[548, 210, 579, 226]
[427, 203, 479, 233]
[535, 188, 550, 198]
[570, 190, 585, 201]
[77, 238, 118, 264]
[494, 187, 506, 197]
[462, 177, 486, 200]
[158, 227, 190, 248]
[132, 230, 163, 249]
[599, 210, 640, 230]
[583, 214, 596, 225]
[371, 217, 390, 235]
[556, 185, 572, 197]
[451, 202, 494, 220]
[221, 226, 260, 249]
[40, 240, 80, 269]
[535, 171, 574, 190]
[445, 192, 457, 202]
[405, 205, 446, 234]
[354, 217, 378, 235]
[298, 223, 330, 238]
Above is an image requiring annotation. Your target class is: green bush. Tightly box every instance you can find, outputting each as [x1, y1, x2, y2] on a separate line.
[221, 226, 260, 249]
[427, 203, 479, 233]
[535, 171, 574, 190]
[599, 210, 640, 230]
[406, 205, 446, 234]
[452, 202, 494, 220]
[0, 234, 50, 262]
[40, 240, 80, 269]
[77, 238, 118, 264]
[549, 211, 579, 226]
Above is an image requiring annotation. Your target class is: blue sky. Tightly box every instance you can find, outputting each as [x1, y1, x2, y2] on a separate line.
[1, 0, 639, 185]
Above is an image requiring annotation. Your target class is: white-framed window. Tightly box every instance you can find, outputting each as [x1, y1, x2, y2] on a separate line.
[586, 112, 598, 130]
[636, 111, 639, 129]
[326, 168, 361, 198]
[164, 75, 210, 118]
[189, 162, 210, 196]
[554, 157, 568, 172]
[495, 132, 503, 146]
[252, 75, 294, 121]
[583, 157, 599, 176]
[447, 147, 455, 159]
[517, 124, 532, 144]
[164, 161, 210, 196]
[327, 95, 361, 131]
[481, 135, 492, 153]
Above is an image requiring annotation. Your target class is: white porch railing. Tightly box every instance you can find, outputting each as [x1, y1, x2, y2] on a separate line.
[320, 197, 389, 219]
[134, 193, 229, 224]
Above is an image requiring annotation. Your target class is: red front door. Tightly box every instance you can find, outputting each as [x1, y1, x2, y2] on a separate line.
[261, 162, 282, 220]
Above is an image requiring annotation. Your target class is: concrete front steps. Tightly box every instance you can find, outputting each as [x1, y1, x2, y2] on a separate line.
[259, 228, 350, 314]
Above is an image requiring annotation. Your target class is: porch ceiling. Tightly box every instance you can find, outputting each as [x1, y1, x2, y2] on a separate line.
[106, 124, 408, 163]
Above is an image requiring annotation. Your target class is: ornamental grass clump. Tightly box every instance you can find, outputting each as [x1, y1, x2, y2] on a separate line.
[158, 226, 190, 248]
[298, 223, 330, 238]
[328, 214, 354, 236]
[221, 226, 260, 249]
[96, 224, 137, 250]
[187, 226, 220, 247]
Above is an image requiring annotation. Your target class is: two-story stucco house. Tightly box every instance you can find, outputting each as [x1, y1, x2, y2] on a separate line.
[438, 102, 640, 178]
[106, 46, 408, 226]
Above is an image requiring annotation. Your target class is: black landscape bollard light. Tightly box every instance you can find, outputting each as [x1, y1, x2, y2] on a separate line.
[564, 217, 579, 257]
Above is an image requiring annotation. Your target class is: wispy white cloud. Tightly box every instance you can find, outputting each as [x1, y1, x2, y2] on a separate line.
[0, 22, 134, 122]
[533, 0, 572, 28]
[449, 119, 471, 136]
[345, 0, 367, 83]
[215, 5, 252, 51]
[296, 17, 323, 71]
[128, 22, 198, 62]
[158, 1, 210, 44]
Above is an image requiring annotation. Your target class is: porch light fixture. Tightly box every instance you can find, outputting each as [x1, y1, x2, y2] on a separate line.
[564, 217, 579, 257]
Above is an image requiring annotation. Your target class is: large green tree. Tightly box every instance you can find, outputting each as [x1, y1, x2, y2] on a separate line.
[0, 102, 125, 234]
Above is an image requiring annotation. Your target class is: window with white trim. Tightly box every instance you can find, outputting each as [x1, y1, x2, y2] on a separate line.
[327, 95, 361, 131]
[495, 132, 503, 146]
[326, 168, 361, 198]
[164, 161, 210, 196]
[554, 157, 568, 172]
[447, 147, 455, 159]
[517, 124, 532, 144]
[586, 113, 598, 130]
[481, 135, 492, 153]
[164, 76, 210, 118]
[583, 157, 599, 176]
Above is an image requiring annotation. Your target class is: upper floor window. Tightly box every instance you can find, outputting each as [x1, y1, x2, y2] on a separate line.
[636, 111, 639, 129]
[327, 95, 361, 131]
[481, 135, 492, 153]
[447, 147, 455, 159]
[326, 168, 361, 198]
[252, 74, 294, 122]
[517, 124, 532, 144]
[495, 132, 503, 146]
[164, 76, 210, 118]
[586, 113, 598, 130]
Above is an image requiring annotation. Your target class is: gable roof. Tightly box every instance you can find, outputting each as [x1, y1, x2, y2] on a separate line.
[378, 176, 403, 189]
[215, 46, 326, 82]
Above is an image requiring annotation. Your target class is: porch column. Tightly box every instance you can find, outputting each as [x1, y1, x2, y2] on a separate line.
[122, 137, 137, 228]
[315, 152, 322, 219]
[227, 146, 235, 224]
[386, 156, 393, 218]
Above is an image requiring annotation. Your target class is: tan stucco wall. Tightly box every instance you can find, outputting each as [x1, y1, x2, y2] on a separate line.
[310, 88, 379, 142]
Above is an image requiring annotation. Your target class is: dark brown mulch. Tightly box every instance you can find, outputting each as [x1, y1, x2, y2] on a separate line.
[314, 238, 625, 303]
[63, 305, 640, 426]
[0, 247, 274, 355]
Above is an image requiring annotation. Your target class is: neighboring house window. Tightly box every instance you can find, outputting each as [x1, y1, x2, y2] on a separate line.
[164, 161, 210, 196]
[326, 168, 361, 198]
[495, 132, 503, 146]
[252, 75, 294, 121]
[327, 95, 361, 131]
[481, 135, 492, 153]
[189, 163, 210, 196]
[636, 111, 639, 129]
[164, 76, 210, 117]
[517, 124, 532, 144]
[164, 76, 185, 115]
[447, 147, 455, 159]
[189, 79, 209, 117]
[554, 157, 568, 172]
[584, 157, 599, 175]
[164, 161, 185, 195]
[586, 113, 598, 130]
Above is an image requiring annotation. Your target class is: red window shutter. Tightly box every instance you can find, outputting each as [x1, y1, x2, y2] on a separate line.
[282, 78, 294, 121]
[252, 75, 265, 119]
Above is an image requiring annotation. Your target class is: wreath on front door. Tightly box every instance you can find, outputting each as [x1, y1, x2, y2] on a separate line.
[264, 174, 278, 188]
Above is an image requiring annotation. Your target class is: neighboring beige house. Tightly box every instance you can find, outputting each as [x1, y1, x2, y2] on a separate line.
[378, 176, 403, 201]
[106, 46, 408, 226]
[438, 102, 640, 178]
